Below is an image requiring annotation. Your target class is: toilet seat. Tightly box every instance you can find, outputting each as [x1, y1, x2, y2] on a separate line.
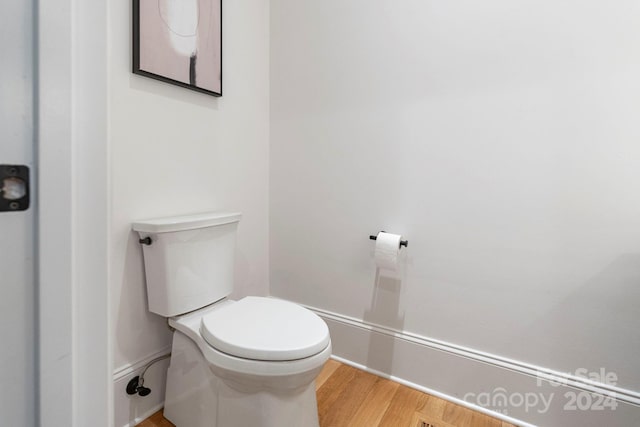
[169, 297, 332, 378]
[200, 334, 332, 380]
[200, 296, 330, 361]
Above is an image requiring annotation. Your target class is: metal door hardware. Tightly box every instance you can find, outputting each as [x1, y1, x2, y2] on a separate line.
[0, 165, 30, 212]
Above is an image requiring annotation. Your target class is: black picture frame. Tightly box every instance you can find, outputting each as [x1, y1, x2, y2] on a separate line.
[132, 0, 222, 97]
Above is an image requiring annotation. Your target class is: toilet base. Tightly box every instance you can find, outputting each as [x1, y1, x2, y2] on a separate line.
[164, 331, 321, 427]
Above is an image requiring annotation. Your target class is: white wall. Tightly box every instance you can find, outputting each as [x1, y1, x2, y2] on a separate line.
[109, 0, 270, 424]
[270, 0, 640, 424]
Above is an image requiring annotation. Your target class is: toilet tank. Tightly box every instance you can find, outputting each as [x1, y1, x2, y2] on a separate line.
[132, 212, 241, 317]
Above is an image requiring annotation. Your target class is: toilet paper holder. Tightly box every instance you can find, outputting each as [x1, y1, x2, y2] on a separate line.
[369, 232, 408, 248]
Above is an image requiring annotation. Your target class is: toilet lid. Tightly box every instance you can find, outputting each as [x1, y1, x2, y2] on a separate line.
[200, 297, 330, 361]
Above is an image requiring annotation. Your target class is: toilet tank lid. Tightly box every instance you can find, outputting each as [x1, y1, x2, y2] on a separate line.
[132, 211, 242, 233]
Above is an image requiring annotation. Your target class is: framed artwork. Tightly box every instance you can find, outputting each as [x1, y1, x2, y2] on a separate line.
[133, 0, 222, 97]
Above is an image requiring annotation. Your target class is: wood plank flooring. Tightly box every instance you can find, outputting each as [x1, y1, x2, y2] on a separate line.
[136, 360, 517, 427]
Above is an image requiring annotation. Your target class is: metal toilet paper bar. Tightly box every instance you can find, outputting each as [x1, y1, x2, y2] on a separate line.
[369, 232, 408, 248]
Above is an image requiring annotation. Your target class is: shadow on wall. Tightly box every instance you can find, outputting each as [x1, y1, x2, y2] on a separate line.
[129, 73, 220, 110]
[362, 268, 406, 374]
[116, 231, 173, 368]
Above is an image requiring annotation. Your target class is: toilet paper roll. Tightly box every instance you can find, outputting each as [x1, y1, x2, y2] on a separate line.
[374, 232, 402, 271]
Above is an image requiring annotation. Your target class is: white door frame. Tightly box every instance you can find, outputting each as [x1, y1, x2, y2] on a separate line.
[38, 0, 110, 425]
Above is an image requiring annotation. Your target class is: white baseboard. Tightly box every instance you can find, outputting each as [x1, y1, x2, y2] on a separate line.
[114, 346, 172, 381]
[306, 305, 640, 427]
[113, 347, 171, 427]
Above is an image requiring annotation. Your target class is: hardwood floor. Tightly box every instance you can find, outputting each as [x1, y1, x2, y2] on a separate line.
[136, 411, 175, 427]
[136, 360, 517, 427]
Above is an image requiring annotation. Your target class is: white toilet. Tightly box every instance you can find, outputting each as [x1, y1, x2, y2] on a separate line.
[132, 212, 331, 427]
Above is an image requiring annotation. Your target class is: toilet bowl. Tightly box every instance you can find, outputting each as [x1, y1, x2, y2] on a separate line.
[132, 212, 332, 427]
[163, 297, 331, 427]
